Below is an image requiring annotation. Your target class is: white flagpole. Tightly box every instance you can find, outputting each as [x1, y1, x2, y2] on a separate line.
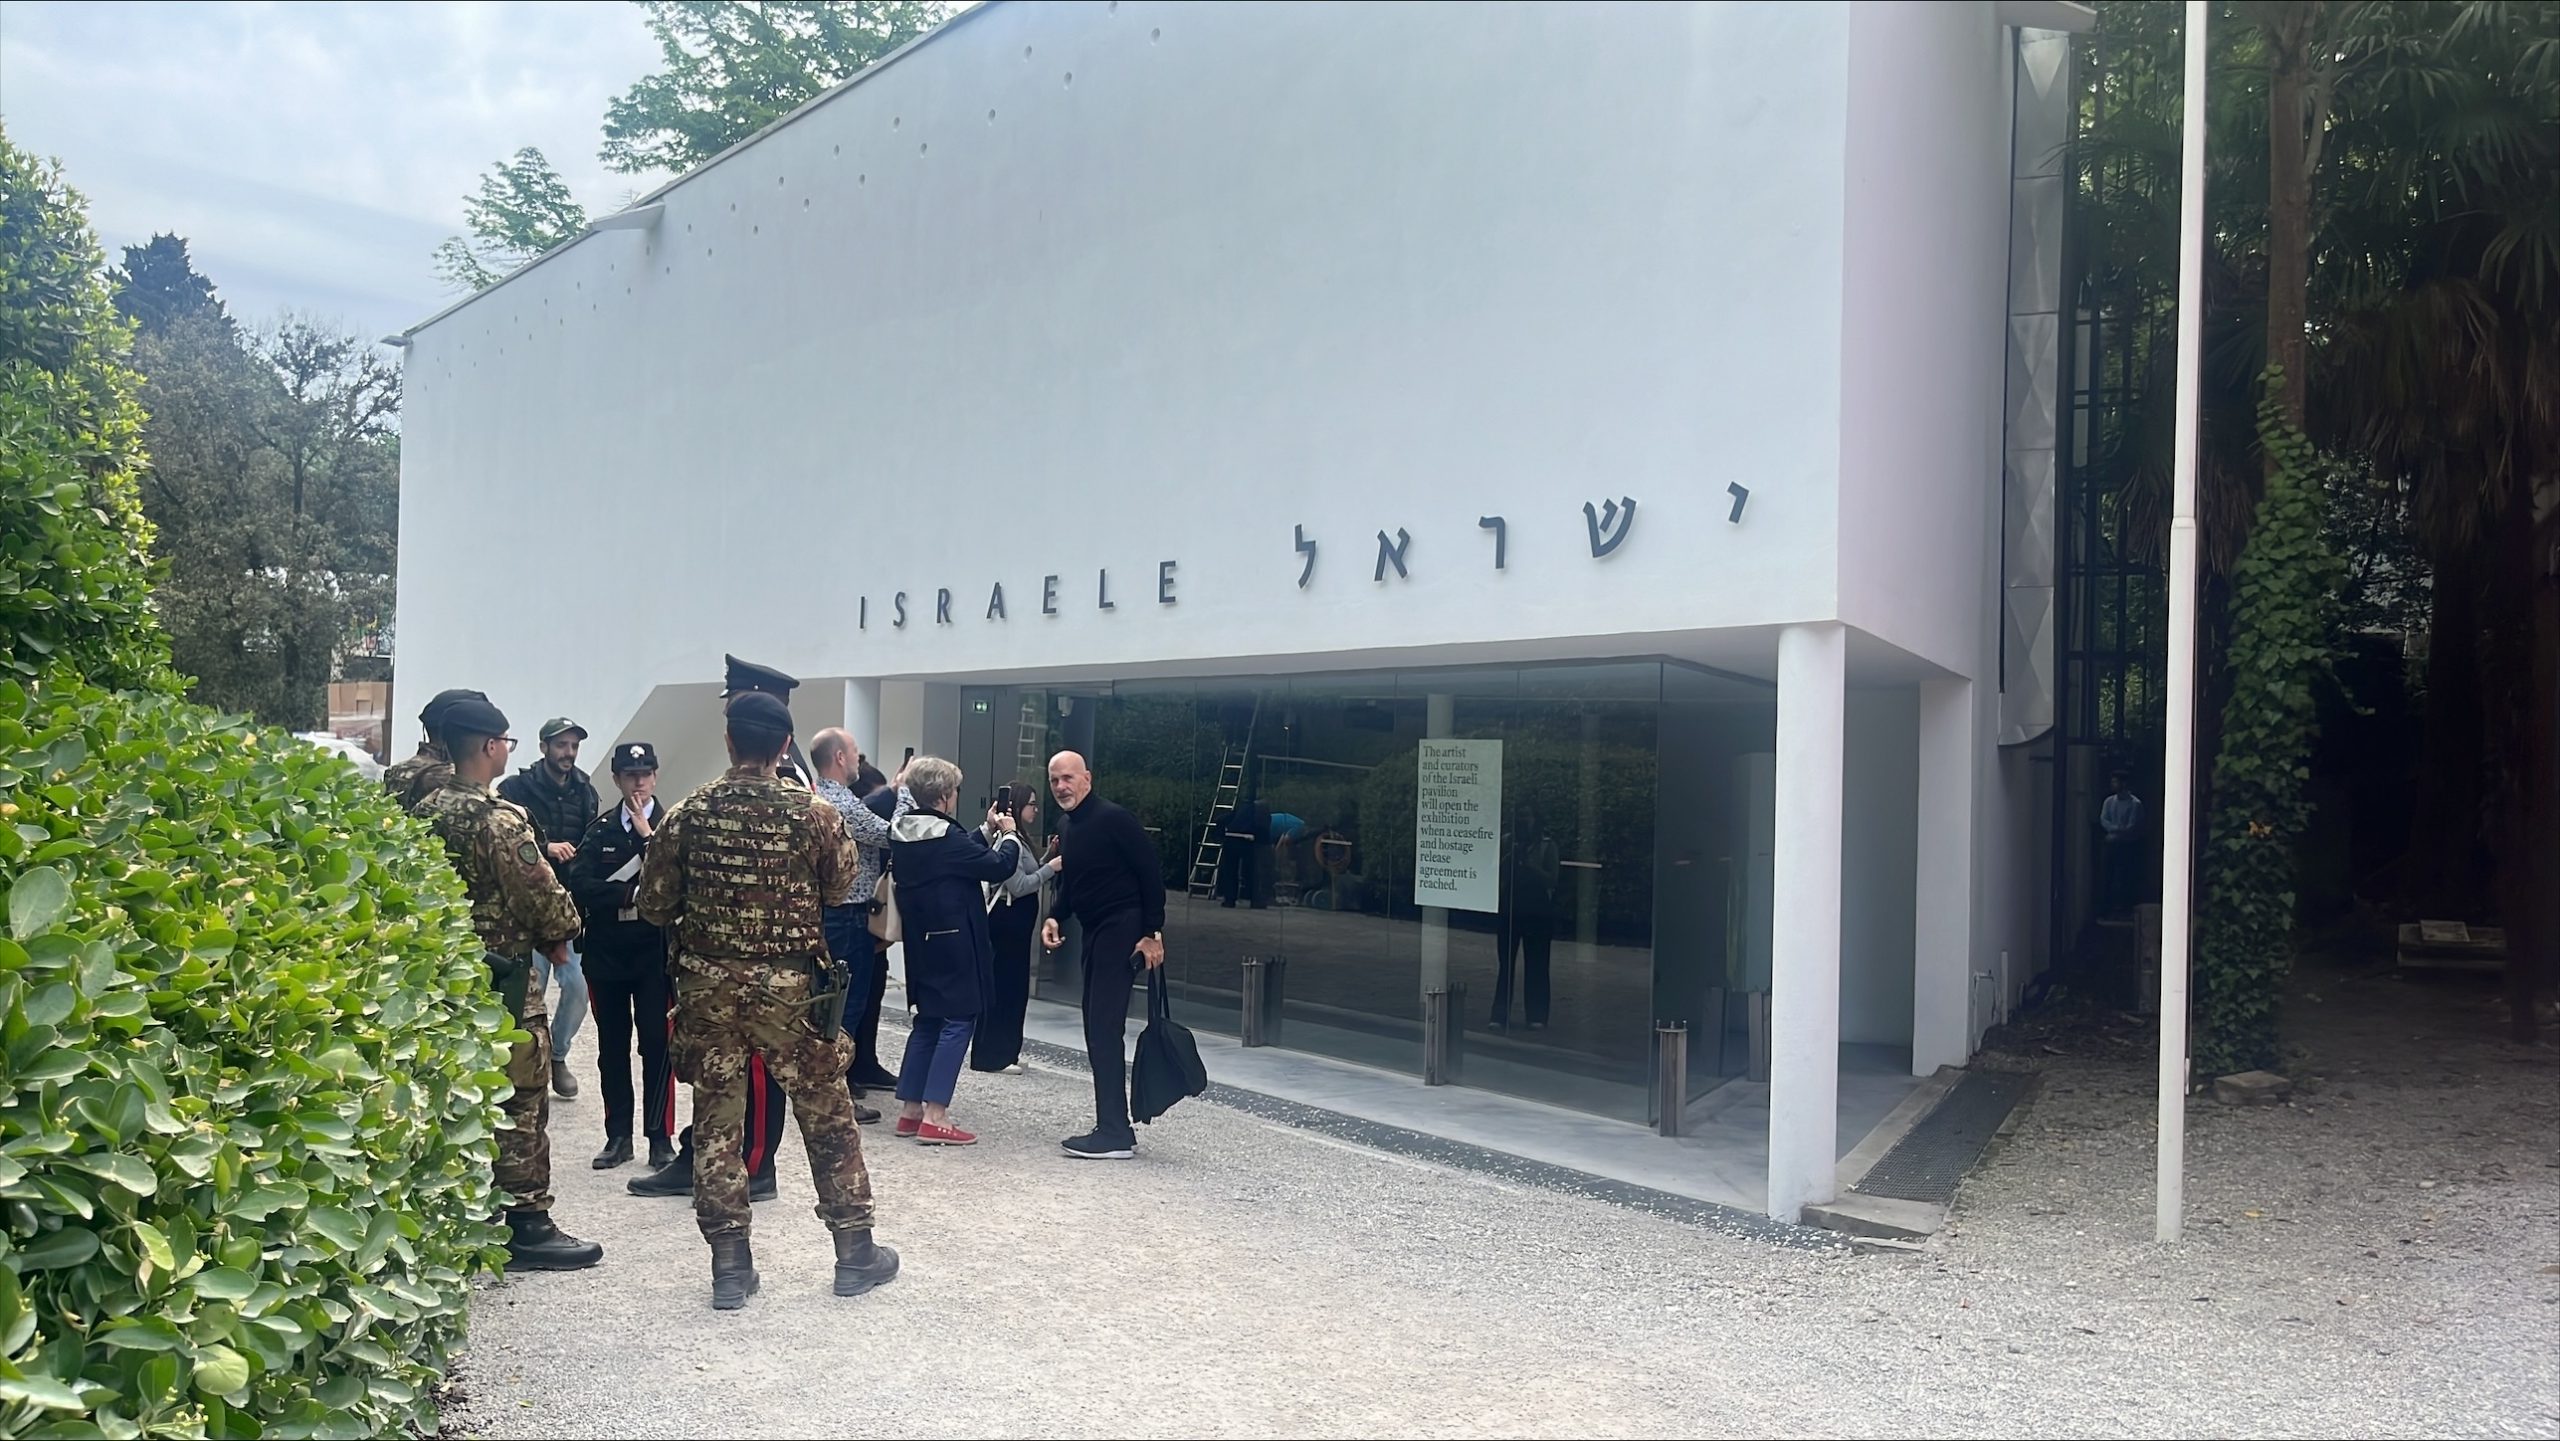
[2157, 0, 2210, 1245]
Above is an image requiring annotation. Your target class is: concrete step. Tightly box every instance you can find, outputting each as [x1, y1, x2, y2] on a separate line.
[1801, 1193, 1948, 1241]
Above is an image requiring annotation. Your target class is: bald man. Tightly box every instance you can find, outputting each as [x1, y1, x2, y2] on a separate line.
[1038, 751, 1166, 1159]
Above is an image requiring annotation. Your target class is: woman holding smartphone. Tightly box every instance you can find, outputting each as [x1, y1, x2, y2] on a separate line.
[973, 782, 1058, 1074]
[885, 757, 1022, 1144]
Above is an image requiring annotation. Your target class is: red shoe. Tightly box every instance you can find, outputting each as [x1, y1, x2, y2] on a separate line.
[894, 1116, 921, 1138]
[915, 1121, 977, 1146]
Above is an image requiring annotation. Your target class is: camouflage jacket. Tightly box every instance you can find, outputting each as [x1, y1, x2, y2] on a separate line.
[383, 741, 453, 814]
[416, 778, 583, 970]
[636, 767, 852, 963]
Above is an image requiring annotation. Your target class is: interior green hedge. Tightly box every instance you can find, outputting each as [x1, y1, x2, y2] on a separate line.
[0, 670, 509, 1438]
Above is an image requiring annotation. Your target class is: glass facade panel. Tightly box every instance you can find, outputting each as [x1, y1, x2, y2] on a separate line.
[1064, 660, 1778, 1124]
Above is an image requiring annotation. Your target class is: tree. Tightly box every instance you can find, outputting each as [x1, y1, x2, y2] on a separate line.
[1, 134, 506, 1441]
[2077, 1, 2560, 1049]
[0, 128, 176, 694]
[2316, 0, 2560, 1036]
[432, 147, 589, 292]
[108, 232, 231, 339]
[2253, 0, 2337, 434]
[123, 310, 400, 730]
[599, 1, 954, 175]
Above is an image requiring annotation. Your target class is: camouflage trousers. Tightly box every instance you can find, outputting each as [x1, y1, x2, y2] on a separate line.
[674, 954, 875, 1241]
[498, 1010, 553, 1214]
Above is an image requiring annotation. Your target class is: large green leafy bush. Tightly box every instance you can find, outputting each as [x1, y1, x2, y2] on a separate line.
[0, 672, 510, 1438]
[0, 135, 175, 697]
[2, 119, 506, 1441]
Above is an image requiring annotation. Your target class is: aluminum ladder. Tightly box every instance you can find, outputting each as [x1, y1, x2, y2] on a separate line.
[1184, 697, 1262, 898]
[1013, 691, 1048, 789]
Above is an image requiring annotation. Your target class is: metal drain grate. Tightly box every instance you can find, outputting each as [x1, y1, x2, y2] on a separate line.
[1851, 1070, 2031, 1205]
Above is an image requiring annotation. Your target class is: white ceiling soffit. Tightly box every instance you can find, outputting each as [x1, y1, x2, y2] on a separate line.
[1996, 1, 2097, 32]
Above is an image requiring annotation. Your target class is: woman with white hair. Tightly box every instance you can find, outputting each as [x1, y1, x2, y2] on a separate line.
[885, 756, 1021, 1145]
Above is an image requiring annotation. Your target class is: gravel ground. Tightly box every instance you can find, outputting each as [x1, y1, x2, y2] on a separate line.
[451, 963, 2559, 1440]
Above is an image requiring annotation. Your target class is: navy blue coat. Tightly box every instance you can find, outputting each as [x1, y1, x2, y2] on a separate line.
[889, 810, 1022, 1019]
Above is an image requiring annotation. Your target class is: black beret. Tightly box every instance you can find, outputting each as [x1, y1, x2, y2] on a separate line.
[419, 687, 489, 729]
[611, 741, 660, 774]
[724, 691, 793, 736]
[722, 654, 798, 698]
[439, 697, 509, 738]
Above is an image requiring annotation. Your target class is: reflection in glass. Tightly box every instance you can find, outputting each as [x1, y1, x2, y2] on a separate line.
[1067, 660, 1776, 1124]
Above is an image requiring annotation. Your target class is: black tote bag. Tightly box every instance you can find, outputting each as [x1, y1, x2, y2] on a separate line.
[1129, 967, 1208, 1124]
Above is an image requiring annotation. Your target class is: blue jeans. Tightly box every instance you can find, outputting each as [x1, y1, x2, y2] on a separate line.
[533, 945, 588, 1063]
[822, 903, 877, 1035]
[895, 1015, 976, 1107]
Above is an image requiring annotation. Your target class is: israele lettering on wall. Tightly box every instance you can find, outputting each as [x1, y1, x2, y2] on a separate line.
[849, 490, 1755, 634]
[1292, 491, 1755, 586]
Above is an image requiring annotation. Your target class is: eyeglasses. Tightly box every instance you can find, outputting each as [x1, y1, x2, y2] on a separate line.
[492, 736, 519, 752]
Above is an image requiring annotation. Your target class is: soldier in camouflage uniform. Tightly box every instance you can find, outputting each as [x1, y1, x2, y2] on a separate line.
[383, 688, 487, 812]
[636, 690, 898, 1310]
[414, 696, 606, 1273]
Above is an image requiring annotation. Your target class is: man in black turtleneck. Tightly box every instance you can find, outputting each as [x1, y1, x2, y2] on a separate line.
[1038, 750, 1166, 1161]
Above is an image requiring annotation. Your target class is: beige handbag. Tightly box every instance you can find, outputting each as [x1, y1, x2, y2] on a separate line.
[867, 870, 903, 944]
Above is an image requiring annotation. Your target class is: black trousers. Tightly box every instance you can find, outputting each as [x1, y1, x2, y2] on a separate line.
[1492, 913, 1555, 1026]
[852, 934, 893, 1079]
[1216, 836, 1262, 907]
[1080, 912, 1145, 1140]
[972, 896, 1039, 1072]
[586, 942, 671, 1141]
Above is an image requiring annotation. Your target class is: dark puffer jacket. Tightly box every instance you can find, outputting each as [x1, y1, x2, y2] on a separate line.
[498, 762, 601, 877]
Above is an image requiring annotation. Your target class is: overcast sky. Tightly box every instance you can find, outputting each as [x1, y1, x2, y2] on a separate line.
[0, 0, 670, 343]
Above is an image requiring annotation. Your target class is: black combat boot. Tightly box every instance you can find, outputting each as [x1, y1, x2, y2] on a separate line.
[832, 1228, 899, 1297]
[709, 1235, 760, 1311]
[591, 1135, 634, 1170]
[646, 1135, 676, 1169]
[628, 1147, 694, 1197]
[505, 1211, 604, 1272]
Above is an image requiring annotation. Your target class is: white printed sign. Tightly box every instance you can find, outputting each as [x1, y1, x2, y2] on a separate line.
[1413, 738, 1503, 914]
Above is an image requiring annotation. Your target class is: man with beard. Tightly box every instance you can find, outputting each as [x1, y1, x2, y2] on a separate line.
[501, 717, 600, 1099]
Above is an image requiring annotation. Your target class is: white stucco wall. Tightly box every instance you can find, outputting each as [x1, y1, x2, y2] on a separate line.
[393, 0, 2041, 1082]
[1834, 0, 2009, 678]
[393, 0, 1892, 752]
[1828, 1, 2018, 1067]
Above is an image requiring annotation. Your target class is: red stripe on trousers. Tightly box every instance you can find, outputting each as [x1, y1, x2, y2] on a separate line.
[657, 1014, 678, 1136]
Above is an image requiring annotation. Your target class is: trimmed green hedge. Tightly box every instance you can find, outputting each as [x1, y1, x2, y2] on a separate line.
[0, 671, 510, 1438]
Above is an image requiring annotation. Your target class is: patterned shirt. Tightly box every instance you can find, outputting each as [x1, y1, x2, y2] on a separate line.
[637, 766, 853, 963]
[814, 777, 912, 906]
[414, 778, 582, 1014]
[383, 741, 453, 814]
